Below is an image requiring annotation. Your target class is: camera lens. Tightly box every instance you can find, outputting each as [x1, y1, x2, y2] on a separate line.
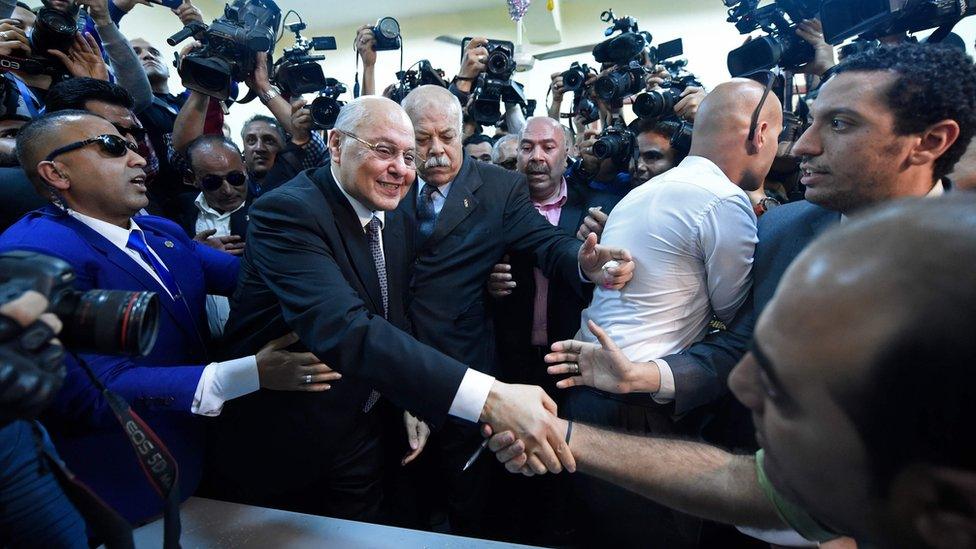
[53, 289, 160, 356]
[633, 90, 678, 120]
[562, 68, 585, 92]
[377, 17, 400, 40]
[594, 70, 639, 102]
[180, 55, 234, 99]
[311, 96, 342, 129]
[487, 49, 513, 76]
[592, 134, 620, 160]
[30, 7, 77, 57]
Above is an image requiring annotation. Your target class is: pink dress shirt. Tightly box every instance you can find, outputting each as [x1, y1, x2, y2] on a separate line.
[530, 179, 569, 346]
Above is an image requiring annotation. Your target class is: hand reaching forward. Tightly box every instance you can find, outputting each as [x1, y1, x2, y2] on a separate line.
[578, 233, 635, 290]
[480, 381, 575, 475]
[546, 320, 658, 394]
[482, 417, 571, 475]
[256, 332, 341, 392]
[401, 411, 430, 465]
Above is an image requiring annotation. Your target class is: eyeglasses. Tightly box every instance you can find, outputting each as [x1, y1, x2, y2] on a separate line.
[334, 128, 417, 170]
[113, 123, 147, 143]
[199, 171, 247, 192]
[746, 70, 777, 142]
[44, 134, 140, 162]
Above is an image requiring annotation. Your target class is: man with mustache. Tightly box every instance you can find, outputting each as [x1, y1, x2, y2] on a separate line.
[397, 86, 635, 537]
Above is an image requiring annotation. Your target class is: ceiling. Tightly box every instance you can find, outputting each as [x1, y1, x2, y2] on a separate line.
[259, 0, 505, 29]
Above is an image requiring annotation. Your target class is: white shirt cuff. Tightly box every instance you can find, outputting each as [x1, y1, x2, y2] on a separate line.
[191, 355, 261, 416]
[651, 358, 676, 404]
[448, 368, 495, 423]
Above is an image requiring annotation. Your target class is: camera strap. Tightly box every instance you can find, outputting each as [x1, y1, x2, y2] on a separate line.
[31, 421, 136, 549]
[73, 354, 182, 549]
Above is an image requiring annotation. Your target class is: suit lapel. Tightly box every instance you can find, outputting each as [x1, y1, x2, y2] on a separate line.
[230, 202, 250, 239]
[317, 171, 385, 315]
[424, 158, 482, 249]
[558, 185, 586, 234]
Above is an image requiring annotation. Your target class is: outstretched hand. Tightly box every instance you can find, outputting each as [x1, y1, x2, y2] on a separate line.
[546, 319, 657, 394]
[578, 233, 635, 290]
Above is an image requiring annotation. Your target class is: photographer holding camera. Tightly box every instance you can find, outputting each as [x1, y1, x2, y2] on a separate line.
[0, 110, 338, 524]
[451, 37, 526, 138]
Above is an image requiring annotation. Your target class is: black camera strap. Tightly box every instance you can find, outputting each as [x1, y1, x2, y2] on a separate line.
[73, 354, 182, 549]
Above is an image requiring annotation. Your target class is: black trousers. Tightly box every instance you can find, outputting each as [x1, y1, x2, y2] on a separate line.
[201, 407, 384, 522]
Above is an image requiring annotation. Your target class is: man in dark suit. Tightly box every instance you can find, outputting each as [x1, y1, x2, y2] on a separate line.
[211, 97, 621, 520]
[0, 110, 328, 525]
[396, 86, 634, 536]
[545, 41, 973, 457]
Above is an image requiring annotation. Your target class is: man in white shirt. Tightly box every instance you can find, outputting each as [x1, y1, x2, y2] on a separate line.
[175, 135, 249, 337]
[557, 78, 783, 547]
[0, 109, 335, 524]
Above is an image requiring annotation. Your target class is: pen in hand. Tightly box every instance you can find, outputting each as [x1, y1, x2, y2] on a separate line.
[462, 438, 490, 472]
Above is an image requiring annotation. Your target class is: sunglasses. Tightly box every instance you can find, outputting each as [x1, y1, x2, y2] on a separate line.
[746, 70, 777, 142]
[44, 134, 140, 162]
[113, 123, 147, 143]
[199, 171, 247, 191]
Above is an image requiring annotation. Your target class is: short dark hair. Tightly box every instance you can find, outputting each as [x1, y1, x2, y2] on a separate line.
[629, 116, 690, 162]
[829, 43, 976, 182]
[45, 78, 134, 113]
[463, 134, 493, 148]
[15, 2, 33, 12]
[241, 114, 285, 142]
[15, 109, 103, 202]
[185, 134, 242, 174]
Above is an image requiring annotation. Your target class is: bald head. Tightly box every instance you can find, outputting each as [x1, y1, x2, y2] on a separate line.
[333, 95, 413, 139]
[689, 79, 783, 191]
[521, 116, 567, 151]
[401, 85, 463, 130]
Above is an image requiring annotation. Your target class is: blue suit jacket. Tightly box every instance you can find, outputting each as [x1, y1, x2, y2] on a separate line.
[0, 206, 239, 524]
[664, 200, 841, 416]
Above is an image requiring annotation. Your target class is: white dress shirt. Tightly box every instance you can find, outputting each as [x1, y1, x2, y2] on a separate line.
[192, 192, 246, 338]
[67, 210, 259, 416]
[577, 156, 758, 402]
[333, 167, 494, 422]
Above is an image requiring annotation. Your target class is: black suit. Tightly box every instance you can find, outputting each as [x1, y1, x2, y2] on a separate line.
[172, 191, 251, 241]
[205, 167, 469, 519]
[395, 158, 586, 537]
[0, 167, 46, 232]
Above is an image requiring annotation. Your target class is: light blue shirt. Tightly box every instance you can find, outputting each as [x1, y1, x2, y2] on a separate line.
[416, 177, 453, 217]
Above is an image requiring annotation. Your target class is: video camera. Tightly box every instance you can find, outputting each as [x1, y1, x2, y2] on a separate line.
[462, 37, 527, 125]
[820, 0, 976, 44]
[389, 60, 448, 104]
[310, 78, 346, 130]
[593, 118, 636, 166]
[168, 0, 282, 100]
[272, 21, 337, 96]
[592, 10, 685, 103]
[0, 251, 160, 425]
[724, 0, 821, 76]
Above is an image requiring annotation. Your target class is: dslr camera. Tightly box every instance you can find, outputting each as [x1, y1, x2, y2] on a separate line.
[592, 10, 684, 103]
[593, 119, 636, 165]
[0, 2, 79, 79]
[463, 37, 527, 125]
[560, 62, 599, 124]
[633, 62, 703, 120]
[724, 0, 821, 76]
[272, 21, 337, 96]
[371, 17, 402, 51]
[310, 78, 346, 130]
[168, 0, 282, 100]
[389, 60, 448, 104]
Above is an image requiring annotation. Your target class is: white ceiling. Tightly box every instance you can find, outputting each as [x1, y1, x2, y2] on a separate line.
[269, 0, 503, 29]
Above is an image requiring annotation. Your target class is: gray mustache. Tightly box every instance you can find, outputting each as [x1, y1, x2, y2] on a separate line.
[424, 155, 451, 169]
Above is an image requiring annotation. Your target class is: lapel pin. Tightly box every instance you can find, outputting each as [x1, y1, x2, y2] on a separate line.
[164, 241, 175, 248]
[463, 198, 470, 208]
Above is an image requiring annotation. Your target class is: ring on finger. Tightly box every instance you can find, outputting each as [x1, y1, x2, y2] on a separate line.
[571, 363, 581, 375]
[303, 374, 312, 384]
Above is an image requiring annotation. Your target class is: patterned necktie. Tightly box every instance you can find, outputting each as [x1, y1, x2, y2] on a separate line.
[363, 215, 386, 412]
[126, 230, 181, 299]
[417, 183, 439, 241]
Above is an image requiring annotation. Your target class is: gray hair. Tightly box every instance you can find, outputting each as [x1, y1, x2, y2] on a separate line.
[400, 85, 463, 131]
[491, 133, 519, 163]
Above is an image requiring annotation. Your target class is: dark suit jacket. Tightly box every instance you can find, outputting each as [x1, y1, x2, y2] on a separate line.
[492, 184, 621, 365]
[398, 157, 585, 377]
[0, 207, 240, 524]
[0, 167, 46, 232]
[664, 200, 841, 417]
[218, 167, 469, 437]
[172, 191, 251, 241]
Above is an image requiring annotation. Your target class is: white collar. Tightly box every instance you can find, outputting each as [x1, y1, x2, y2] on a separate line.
[68, 209, 140, 249]
[331, 164, 385, 230]
[193, 191, 245, 219]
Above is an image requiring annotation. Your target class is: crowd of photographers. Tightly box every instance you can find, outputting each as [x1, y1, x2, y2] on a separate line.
[0, 0, 975, 548]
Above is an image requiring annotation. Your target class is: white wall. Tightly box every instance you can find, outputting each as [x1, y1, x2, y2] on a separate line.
[30, 0, 976, 144]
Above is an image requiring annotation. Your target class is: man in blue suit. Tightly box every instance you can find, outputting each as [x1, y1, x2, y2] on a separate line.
[0, 110, 333, 525]
[545, 43, 976, 444]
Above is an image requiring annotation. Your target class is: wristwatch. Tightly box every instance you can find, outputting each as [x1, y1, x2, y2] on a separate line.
[259, 85, 282, 104]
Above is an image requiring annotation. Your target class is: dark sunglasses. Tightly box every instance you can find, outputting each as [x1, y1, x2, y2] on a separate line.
[200, 171, 247, 191]
[44, 134, 140, 162]
[745, 70, 777, 142]
[113, 123, 147, 143]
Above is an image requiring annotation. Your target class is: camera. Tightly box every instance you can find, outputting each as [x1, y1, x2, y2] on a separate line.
[168, 0, 282, 100]
[558, 62, 599, 124]
[820, 0, 976, 44]
[561, 61, 590, 93]
[592, 9, 652, 66]
[388, 60, 448, 104]
[310, 78, 346, 130]
[272, 21, 337, 96]
[594, 60, 647, 102]
[0, 251, 160, 357]
[371, 17, 401, 51]
[724, 0, 820, 76]
[633, 70, 702, 120]
[461, 37, 527, 125]
[0, 5, 82, 78]
[593, 120, 636, 165]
